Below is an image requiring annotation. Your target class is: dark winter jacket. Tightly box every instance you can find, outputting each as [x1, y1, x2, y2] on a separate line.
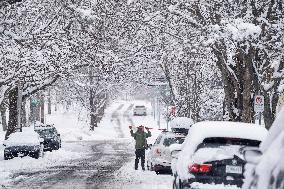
[130, 129, 151, 149]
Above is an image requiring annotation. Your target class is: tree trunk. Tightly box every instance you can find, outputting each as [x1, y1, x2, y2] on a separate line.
[21, 100, 27, 127]
[35, 94, 40, 122]
[90, 89, 96, 130]
[0, 104, 7, 131]
[48, 88, 52, 114]
[5, 87, 18, 139]
[263, 90, 279, 129]
[40, 94, 45, 124]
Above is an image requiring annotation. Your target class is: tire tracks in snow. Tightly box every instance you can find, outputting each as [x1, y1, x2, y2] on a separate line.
[111, 104, 125, 138]
[123, 104, 134, 126]
[7, 140, 133, 189]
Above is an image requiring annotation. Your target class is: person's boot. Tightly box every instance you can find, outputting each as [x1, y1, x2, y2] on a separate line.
[135, 159, 139, 170]
[141, 160, 145, 171]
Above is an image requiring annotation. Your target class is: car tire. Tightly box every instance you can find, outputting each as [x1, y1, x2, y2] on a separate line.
[54, 143, 60, 150]
[146, 161, 150, 170]
[150, 163, 154, 171]
[4, 154, 9, 160]
[34, 152, 40, 159]
[173, 176, 178, 189]
[276, 171, 284, 189]
[155, 171, 159, 175]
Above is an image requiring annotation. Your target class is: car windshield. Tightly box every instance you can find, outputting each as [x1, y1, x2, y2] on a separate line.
[135, 106, 145, 108]
[163, 137, 184, 147]
[36, 128, 56, 137]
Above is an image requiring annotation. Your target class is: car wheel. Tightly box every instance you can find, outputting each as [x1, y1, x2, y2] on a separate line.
[34, 152, 40, 159]
[4, 154, 9, 160]
[55, 143, 60, 150]
[146, 161, 150, 170]
[150, 163, 154, 171]
[275, 171, 284, 189]
[155, 171, 159, 175]
[173, 176, 178, 189]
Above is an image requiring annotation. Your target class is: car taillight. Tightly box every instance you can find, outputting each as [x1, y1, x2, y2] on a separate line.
[188, 164, 212, 173]
[155, 148, 161, 155]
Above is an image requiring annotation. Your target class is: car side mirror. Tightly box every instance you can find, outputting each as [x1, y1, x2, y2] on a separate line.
[57, 134, 60, 137]
[243, 149, 262, 164]
[3, 141, 6, 147]
[170, 144, 182, 159]
[171, 150, 181, 159]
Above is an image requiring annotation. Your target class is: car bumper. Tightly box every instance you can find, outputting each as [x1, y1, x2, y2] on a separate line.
[154, 164, 172, 172]
[5, 149, 40, 159]
[183, 176, 243, 188]
[133, 113, 147, 116]
[43, 140, 59, 150]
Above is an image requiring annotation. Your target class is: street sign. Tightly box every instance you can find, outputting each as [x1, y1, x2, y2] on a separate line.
[31, 99, 40, 107]
[254, 95, 264, 113]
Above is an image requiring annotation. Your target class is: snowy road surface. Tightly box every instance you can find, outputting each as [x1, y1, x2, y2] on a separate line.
[6, 140, 133, 189]
[0, 101, 239, 189]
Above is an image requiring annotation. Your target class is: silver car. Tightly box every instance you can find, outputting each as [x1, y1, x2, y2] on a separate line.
[147, 131, 185, 174]
[133, 105, 147, 116]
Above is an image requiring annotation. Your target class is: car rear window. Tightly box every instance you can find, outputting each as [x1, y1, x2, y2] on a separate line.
[196, 137, 261, 150]
[163, 137, 184, 147]
[171, 128, 189, 134]
[36, 128, 56, 137]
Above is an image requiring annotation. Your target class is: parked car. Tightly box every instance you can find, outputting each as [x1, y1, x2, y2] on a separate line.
[133, 105, 147, 116]
[172, 121, 268, 189]
[243, 107, 284, 189]
[147, 131, 185, 174]
[3, 129, 44, 160]
[170, 117, 194, 135]
[34, 124, 61, 151]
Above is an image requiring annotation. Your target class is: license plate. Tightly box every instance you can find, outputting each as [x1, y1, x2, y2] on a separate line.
[226, 165, 242, 174]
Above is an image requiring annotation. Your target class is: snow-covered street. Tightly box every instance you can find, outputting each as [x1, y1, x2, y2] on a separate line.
[1, 101, 244, 189]
[0, 101, 174, 189]
[1, 1, 284, 188]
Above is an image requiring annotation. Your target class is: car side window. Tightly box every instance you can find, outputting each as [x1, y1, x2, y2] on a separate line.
[154, 135, 163, 145]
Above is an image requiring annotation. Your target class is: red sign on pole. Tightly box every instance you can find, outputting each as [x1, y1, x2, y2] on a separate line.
[254, 95, 264, 113]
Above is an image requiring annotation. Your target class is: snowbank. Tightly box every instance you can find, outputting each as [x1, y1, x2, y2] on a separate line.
[243, 107, 284, 189]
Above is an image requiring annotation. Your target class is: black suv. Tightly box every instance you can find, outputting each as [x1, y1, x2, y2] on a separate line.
[35, 125, 61, 151]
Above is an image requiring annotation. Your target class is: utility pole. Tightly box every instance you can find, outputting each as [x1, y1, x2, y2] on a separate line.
[16, 81, 23, 132]
[157, 97, 160, 129]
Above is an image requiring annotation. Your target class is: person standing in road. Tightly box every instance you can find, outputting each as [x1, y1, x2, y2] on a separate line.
[129, 125, 151, 170]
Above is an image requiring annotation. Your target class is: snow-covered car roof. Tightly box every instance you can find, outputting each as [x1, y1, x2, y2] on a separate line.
[182, 121, 268, 156]
[170, 117, 194, 129]
[4, 128, 42, 147]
